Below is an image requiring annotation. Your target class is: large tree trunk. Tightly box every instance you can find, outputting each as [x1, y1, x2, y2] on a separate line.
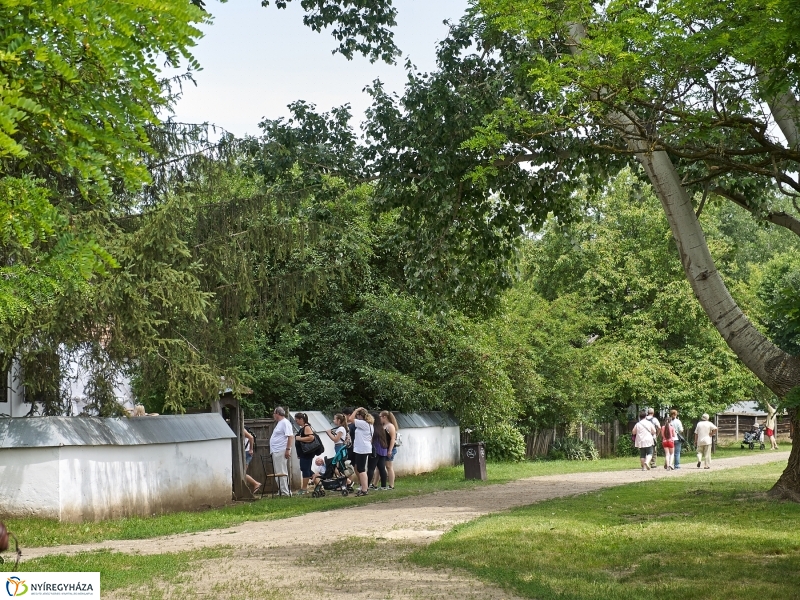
[635, 148, 800, 501]
[566, 23, 800, 500]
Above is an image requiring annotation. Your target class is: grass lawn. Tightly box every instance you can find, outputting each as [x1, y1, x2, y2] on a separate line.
[1, 444, 768, 549]
[0, 548, 230, 597]
[411, 461, 800, 600]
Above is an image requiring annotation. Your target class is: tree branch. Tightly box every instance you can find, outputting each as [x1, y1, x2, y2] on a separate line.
[712, 187, 800, 237]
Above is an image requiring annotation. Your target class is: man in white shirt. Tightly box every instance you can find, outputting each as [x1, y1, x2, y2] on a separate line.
[270, 407, 294, 496]
[669, 409, 685, 469]
[694, 413, 718, 469]
[646, 408, 661, 468]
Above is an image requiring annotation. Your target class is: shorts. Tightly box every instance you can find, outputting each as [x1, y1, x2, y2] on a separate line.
[638, 446, 653, 459]
[386, 447, 398, 462]
[662, 440, 674, 449]
[353, 452, 369, 473]
[299, 456, 313, 478]
[766, 428, 774, 437]
[245, 452, 253, 466]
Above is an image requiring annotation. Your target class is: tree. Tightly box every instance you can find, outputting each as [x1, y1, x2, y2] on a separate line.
[363, 0, 800, 497]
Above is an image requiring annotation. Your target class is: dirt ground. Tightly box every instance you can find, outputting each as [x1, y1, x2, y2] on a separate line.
[24, 451, 790, 599]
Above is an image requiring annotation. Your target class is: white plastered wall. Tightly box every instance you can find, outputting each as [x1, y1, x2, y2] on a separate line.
[0, 439, 231, 522]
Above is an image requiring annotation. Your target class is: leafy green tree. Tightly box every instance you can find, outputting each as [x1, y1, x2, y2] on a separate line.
[363, 0, 800, 497]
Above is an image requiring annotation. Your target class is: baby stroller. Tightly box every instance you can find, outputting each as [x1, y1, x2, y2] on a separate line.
[311, 446, 354, 498]
[741, 424, 765, 450]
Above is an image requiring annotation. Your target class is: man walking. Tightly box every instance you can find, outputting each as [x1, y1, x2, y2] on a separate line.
[694, 413, 718, 469]
[669, 409, 685, 469]
[270, 407, 294, 496]
[646, 408, 661, 468]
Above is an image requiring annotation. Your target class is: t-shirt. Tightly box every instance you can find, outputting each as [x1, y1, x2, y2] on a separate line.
[331, 426, 347, 446]
[270, 418, 294, 453]
[633, 420, 656, 448]
[312, 460, 327, 478]
[353, 419, 374, 454]
[646, 416, 660, 432]
[671, 418, 684, 441]
[694, 421, 717, 446]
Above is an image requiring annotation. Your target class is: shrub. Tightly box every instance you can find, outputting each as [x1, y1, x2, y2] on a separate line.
[481, 422, 526, 462]
[615, 433, 638, 457]
[547, 437, 599, 461]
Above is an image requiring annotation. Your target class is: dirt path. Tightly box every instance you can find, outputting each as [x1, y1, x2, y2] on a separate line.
[24, 452, 790, 599]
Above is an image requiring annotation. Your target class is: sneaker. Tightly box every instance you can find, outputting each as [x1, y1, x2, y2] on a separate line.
[368, 484, 378, 490]
[645, 463, 651, 470]
[386, 486, 394, 490]
[296, 489, 308, 495]
[379, 486, 389, 491]
[697, 461, 701, 468]
[355, 490, 368, 497]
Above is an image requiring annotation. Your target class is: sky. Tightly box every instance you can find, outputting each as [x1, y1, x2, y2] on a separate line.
[170, 0, 470, 137]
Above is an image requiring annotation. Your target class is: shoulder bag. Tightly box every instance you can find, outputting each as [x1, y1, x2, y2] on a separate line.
[299, 425, 325, 456]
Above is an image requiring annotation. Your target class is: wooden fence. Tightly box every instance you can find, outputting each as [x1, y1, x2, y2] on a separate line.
[524, 420, 622, 459]
[714, 414, 791, 440]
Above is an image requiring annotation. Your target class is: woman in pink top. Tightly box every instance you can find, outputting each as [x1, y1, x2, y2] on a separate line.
[660, 416, 675, 471]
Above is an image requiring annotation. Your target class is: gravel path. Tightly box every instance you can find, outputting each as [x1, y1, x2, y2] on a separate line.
[23, 451, 790, 599]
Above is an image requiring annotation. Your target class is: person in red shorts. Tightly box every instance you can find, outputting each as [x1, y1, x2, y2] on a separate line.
[765, 400, 779, 450]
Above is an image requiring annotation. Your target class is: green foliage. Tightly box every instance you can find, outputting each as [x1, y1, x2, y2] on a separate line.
[261, 0, 399, 63]
[755, 251, 800, 356]
[614, 433, 637, 458]
[548, 436, 599, 461]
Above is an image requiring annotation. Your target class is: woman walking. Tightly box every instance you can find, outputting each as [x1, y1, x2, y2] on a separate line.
[380, 411, 399, 490]
[661, 415, 675, 470]
[632, 410, 657, 471]
[350, 408, 374, 496]
[294, 412, 315, 495]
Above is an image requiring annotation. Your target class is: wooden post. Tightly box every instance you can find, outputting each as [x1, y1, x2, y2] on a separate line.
[735, 414, 739, 441]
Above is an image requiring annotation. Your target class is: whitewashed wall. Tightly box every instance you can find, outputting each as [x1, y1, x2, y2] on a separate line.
[290, 411, 459, 482]
[391, 425, 460, 476]
[0, 415, 234, 522]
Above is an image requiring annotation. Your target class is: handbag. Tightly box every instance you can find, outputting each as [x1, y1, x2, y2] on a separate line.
[299, 426, 325, 456]
[394, 430, 403, 448]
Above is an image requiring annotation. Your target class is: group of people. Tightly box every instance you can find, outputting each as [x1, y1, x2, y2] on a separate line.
[632, 408, 720, 471]
[256, 406, 402, 497]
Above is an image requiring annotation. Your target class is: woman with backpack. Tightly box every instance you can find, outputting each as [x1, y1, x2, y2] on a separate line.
[367, 413, 389, 490]
[661, 415, 676, 471]
[380, 411, 399, 490]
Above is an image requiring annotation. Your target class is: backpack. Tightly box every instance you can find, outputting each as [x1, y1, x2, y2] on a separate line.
[394, 430, 403, 447]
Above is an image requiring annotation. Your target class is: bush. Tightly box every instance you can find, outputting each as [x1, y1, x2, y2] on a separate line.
[615, 433, 638, 457]
[480, 422, 526, 462]
[547, 437, 599, 461]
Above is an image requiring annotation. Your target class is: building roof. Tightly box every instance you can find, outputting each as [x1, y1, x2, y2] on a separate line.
[0, 413, 236, 449]
[719, 401, 768, 416]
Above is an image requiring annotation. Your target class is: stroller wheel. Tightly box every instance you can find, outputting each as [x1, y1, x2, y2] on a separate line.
[342, 490, 349, 497]
[749, 442, 754, 450]
[760, 443, 765, 450]
[311, 491, 319, 498]
[320, 490, 326, 497]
